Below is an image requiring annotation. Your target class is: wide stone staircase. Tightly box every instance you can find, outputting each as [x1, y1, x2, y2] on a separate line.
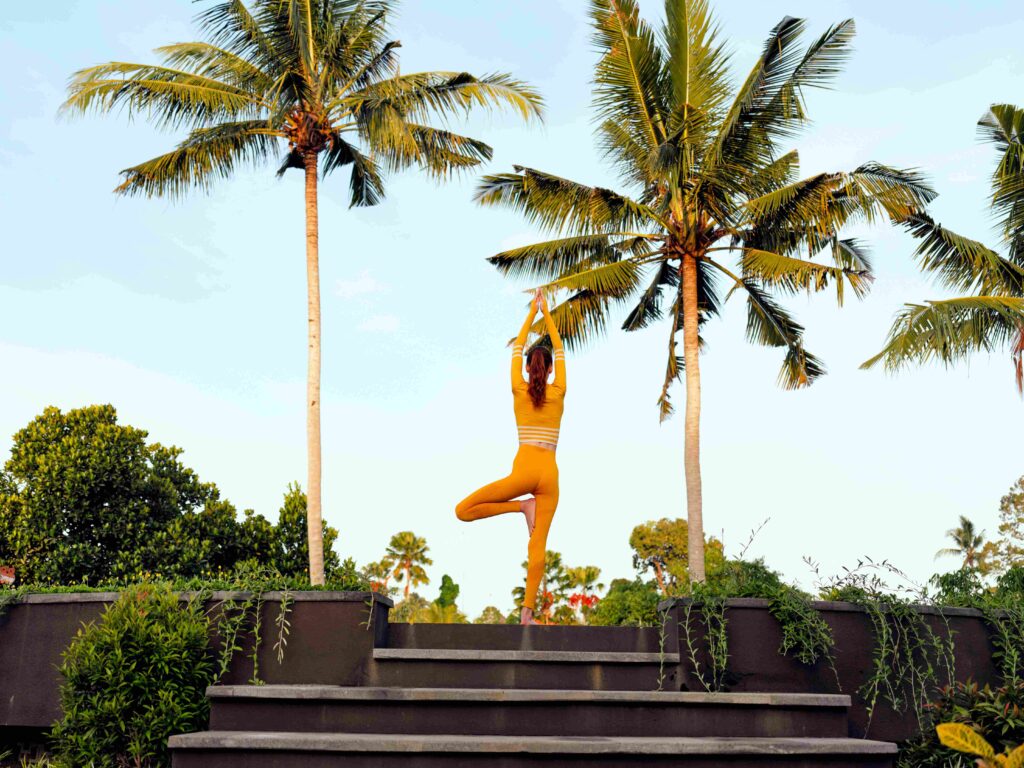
[169, 623, 897, 767]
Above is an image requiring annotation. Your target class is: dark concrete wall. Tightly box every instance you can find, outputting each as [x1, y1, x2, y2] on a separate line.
[0, 592, 391, 730]
[662, 598, 999, 743]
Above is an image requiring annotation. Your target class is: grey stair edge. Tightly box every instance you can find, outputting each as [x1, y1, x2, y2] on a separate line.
[373, 648, 680, 663]
[206, 685, 850, 708]
[169, 732, 897, 756]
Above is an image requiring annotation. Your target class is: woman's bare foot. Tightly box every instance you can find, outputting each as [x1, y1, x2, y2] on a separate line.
[520, 497, 536, 536]
[520, 606, 540, 625]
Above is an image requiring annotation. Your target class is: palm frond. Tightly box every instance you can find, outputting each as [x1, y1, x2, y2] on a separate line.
[590, 0, 667, 162]
[196, 0, 284, 79]
[348, 71, 544, 125]
[743, 164, 935, 250]
[899, 212, 1024, 295]
[155, 42, 275, 94]
[739, 247, 872, 305]
[526, 290, 617, 352]
[862, 296, 1024, 372]
[747, 149, 800, 197]
[661, 0, 731, 122]
[488, 233, 658, 281]
[708, 260, 823, 388]
[656, 296, 682, 421]
[62, 62, 265, 130]
[405, 124, 493, 178]
[320, 134, 385, 207]
[978, 104, 1024, 245]
[535, 257, 647, 299]
[623, 260, 678, 331]
[115, 120, 279, 198]
[831, 237, 872, 273]
[475, 167, 663, 236]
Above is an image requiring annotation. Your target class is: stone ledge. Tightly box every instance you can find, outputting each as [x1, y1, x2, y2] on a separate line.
[15, 590, 393, 608]
[373, 648, 680, 664]
[169, 732, 897, 755]
[206, 685, 850, 708]
[657, 596, 988, 618]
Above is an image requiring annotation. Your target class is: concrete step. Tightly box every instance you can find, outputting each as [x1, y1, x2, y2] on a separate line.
[386, 623, 668, 653]
[368, 647, 678, 690]
[207, 686, 853, 739]
[169, 732, 897, 768]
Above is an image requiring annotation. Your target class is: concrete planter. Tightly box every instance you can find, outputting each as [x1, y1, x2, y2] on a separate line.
[0, 591, 392, 731]
[659, 597, 1000, 743]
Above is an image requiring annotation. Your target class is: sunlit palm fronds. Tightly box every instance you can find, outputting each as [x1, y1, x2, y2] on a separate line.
[867, 107, 1024, 391]
[63, 0, 544, 199]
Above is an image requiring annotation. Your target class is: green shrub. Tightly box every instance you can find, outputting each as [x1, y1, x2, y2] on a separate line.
[52, 583, 214, 768]
[588, 579, 660, 626]
[898, 680, 1024, 768]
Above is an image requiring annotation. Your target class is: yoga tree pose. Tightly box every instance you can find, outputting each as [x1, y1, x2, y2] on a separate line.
[456, 289, 566, 625]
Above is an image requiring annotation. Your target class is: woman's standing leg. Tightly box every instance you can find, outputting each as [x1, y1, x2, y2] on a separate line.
[522, 461, 559, 614]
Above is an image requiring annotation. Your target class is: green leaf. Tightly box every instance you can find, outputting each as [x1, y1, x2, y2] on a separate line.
[863, 296, 1024, 373]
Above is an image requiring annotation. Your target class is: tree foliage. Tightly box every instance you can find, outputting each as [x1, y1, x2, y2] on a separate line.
[630, 517, 726, 594]
[473, 605, 506, 624]
[0, 405, 342, 585]
[272, 482, 340, 577]
[385, 531, 432, 599]
[588, 578, 660, 627]
[935, 515, 989, 572]
[62, 0, 543, 204]
[512, 550, 573, 623]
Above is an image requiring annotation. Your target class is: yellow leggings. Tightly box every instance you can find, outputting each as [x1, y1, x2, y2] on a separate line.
[455, 444, 559, 610]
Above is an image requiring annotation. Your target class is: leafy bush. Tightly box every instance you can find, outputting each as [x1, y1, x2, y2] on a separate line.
[706, 558, 785, 598]
[898, 681, 1024, 768]
[0, 405, 345, 586]
[588, 579, 660, 626]
[51, 583, 214, 768]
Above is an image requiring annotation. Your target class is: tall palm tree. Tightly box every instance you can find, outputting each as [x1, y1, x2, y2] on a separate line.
[863, 105, 1024, 389]
[476, 0, 933, 581]
[62, 0, 543, 585]
[935, 515, 987, 570]
[385, 531, 432, 599]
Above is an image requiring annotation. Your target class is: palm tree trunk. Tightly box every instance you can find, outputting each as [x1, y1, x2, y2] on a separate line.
[681, 252, 706, 584]
[304, 152, 325, 586]
[404, 562, 411, 599]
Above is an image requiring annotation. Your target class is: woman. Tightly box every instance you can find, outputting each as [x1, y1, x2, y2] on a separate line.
[455, 289, 566, 625]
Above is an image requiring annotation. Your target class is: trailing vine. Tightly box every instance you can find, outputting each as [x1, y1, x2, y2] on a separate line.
[205, 564, 295, 685]
[681, 589, 729, 692]
[813, 558, 956, 734]
[984, 605, 1024, 687]
[273, 589, 293, 664]
[765, 585, 841, 689]
[656, 607, 670, 692]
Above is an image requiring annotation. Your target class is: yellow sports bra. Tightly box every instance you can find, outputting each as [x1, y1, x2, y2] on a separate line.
[511, 307, 566, 446]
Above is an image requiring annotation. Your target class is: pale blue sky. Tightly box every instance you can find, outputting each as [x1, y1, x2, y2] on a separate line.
[1, 1, 1022, 614]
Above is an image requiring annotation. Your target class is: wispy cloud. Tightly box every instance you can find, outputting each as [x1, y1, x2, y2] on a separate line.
[357, 314, 400, 333]
[336, 270, 387, 299]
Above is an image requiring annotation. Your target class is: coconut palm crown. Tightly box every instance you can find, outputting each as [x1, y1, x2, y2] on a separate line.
[61, 0, 543, 584]
[863, 104, 1024, 391]
[475, 0, 935, 581]
[935, 514, 987, 570]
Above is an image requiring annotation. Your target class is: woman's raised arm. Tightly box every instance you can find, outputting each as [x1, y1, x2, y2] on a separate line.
[539, 294, 566, 390]
[511, 300, 538, 389]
